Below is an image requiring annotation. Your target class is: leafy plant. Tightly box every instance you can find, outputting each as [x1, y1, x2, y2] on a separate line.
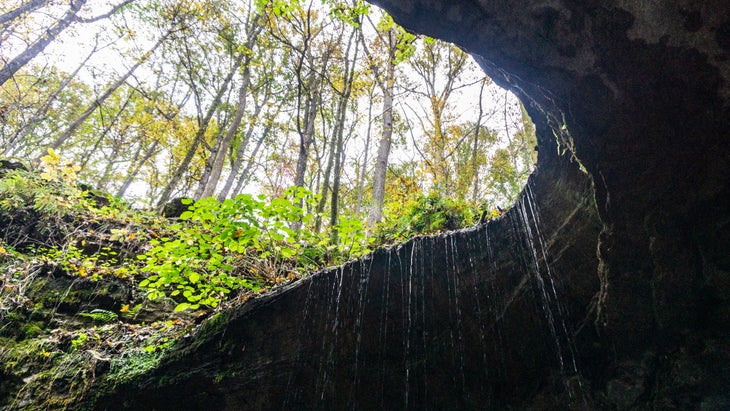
[138, 186, 372, 311]
[42, 243, 127, 280]
[0, 168, 86, 218]
[375, 192, 482, 244]
[79, 309, 118, 323]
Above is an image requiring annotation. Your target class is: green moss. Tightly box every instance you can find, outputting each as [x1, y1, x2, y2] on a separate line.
[190, 311, 228, 348]
[20, 321, 44, 338]
[107, 348, 165, 385]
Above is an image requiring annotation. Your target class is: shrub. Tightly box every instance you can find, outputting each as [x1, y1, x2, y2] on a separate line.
[375, 192, 481, 244]
[138, 187, 372, 311]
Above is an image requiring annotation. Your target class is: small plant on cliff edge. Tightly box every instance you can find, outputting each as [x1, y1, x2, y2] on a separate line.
[138, 187, 324, 311]
[0, 150, 89, 220]
[138, 186, 373, 311]
[374, 192, 482, 244]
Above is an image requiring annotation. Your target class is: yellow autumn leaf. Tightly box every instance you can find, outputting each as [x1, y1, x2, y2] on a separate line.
[119, 304, 130, 313]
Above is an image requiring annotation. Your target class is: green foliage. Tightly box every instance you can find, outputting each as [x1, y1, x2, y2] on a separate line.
[139, 186, 371, 311]
[325, 0, 370, 27]
[107, 347, 166, 384]
[332, 214, 373, 258]
[42, 243, 123, 280]
[255, 0, 302, 17]
[0, 168, 87, 219]
[39, 148, 81, 183]
[70, 332, 90, 351]
[375, 15, 417, 65]
[375, 192, 481, 244]
[79, 309, 119, 323]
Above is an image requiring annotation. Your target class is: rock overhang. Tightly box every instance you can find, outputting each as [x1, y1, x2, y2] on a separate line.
[93, 1, 730, 409]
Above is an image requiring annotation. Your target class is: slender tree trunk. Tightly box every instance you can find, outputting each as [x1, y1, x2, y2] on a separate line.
[197, 63, 253, 199]
[0, 0, 88, 87]
[42, 29, 171, 159]
[117, 95, 181, 198]
[0, 0, 50, 26]
[195, 15, 263, 199]
[315, 124, 337, 233]
[78, 90, 133, 172]
[368, 49, 396, 226]
[292, 37, 335, 190]
[216, 97, 270, 201]
[116, 138, 160, 197]
[328, 29, 359, 239]
[230, 124, 270, 197]
[367, 90, 393, 226]
[96, 139, 124, 189]
[355, 85, 374, 216]
[155, 53, 243, 210]
[328, 113, 346, 243]
[366, 27, 398, 227]
[3, 42, 98, 156]
[193, 125, 227, 199]
[471, 78, 486, 203]
[293, 81, 320, 188]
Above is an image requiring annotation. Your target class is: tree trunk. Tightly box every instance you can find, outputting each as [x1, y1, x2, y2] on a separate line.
[328, 112, 346, 243]
[197, 70, 249, 199]
[116, 138, 160, 198]
[155, 53, 243, 210]
[328, 28, 359, 240]
[0, 0, 88, 87]
[78, 89, 133, 173]
[193, 125, 227, 199]
[355, 85, 374, 216]
[3, 41, 98, 156]
[472, 78, 486, 203]
[315, 124, 337, 233]
[217, 94, 272, 201]
[0, 0, 50, 26]
[293, 80, 321, 188]
[230, 122, 271, 197]
[367, 27, 397, 227]
[195, 16, 263, 199]
[42, 28, 171, 159]
[367, 56, 395, 225]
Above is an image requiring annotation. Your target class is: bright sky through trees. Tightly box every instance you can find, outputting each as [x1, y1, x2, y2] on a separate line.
[1, 0, 535, 236]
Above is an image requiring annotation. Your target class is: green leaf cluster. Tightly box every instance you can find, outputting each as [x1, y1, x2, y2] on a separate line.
[138, 186, 371, 311]
[0, 168, 87, 219]
[375, 192, 480, 244]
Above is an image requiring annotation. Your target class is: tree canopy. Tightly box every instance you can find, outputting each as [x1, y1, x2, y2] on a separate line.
[1, 0, 536, 244]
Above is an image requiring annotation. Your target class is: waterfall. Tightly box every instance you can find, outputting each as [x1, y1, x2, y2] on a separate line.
[275, 181, 587, 410]
[516, 181, 584, 402]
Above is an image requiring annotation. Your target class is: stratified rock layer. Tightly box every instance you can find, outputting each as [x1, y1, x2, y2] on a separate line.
[97, 1, 730, 409]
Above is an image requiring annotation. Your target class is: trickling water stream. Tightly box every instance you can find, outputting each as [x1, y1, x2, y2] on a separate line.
[279, 192, 587, 410]
[514, 181, 584, 403]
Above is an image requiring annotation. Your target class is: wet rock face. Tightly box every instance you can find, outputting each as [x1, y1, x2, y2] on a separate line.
[375, 0, 730, 396]
[97, 1, 730, 409]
